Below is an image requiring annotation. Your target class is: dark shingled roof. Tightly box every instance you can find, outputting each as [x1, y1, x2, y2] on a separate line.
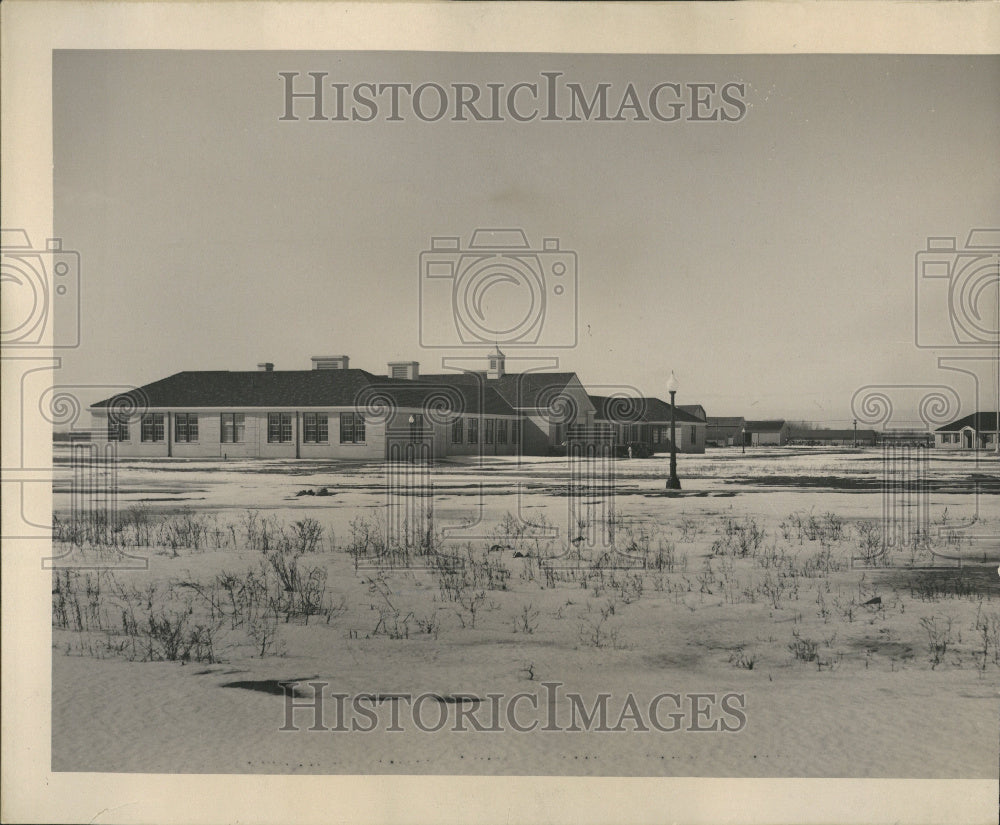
[420, 372, 583, 410]
[588, 395, 704, 424]
[744, 420, 787, 432]
[935, 412, 999, 433]
[91, 370, 517, 416]
[707, 417, 745, 427]
[678, 404, 707, 421]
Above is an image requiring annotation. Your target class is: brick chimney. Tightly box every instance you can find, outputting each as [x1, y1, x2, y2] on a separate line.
[388, 361, 420, 380]
[257, 362, 274, 372]
[311, 355, 349, 370]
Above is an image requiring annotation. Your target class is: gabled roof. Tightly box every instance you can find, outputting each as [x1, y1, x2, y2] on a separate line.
[588, 395, 704, 424]
[91, 370, 517, 416]
[678, 404, 707, 421]
[935, 412, 999, 433]
[744, 419, 787, 432]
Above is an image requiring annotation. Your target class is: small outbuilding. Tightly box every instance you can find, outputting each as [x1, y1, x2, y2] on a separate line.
[934, 412, 999, 451]
[743, 419, 790, 446]
[706, 416, 746, 447]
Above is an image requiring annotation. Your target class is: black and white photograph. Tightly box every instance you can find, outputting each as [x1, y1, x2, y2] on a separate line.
[2, 3, 999, 824]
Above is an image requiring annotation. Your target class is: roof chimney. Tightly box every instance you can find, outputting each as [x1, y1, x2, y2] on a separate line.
[388, 361, 420, 381]
[257, 362, 274, 372]
[311, 355, 349, 370]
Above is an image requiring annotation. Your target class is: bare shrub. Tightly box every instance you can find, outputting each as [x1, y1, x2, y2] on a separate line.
[975, 607, 1000, 669]
[513, 603, 540, 634]
[789, 630, 819, 662]
[920, 614, 954, 667]
[713, 517, 765, 558]
[855, 520, 888, 567]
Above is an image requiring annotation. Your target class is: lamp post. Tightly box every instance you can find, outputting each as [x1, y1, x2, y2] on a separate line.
[853, 418, 857, 448]
[666, 371, 681, 490]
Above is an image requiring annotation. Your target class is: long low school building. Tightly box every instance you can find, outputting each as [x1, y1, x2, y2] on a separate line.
[90, 367, 523, 460]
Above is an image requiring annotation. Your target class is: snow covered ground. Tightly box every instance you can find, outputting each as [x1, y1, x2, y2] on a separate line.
[50, 446, 1000, 777]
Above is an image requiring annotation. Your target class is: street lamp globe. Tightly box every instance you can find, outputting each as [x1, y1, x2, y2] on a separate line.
[666, 371, 679, 394]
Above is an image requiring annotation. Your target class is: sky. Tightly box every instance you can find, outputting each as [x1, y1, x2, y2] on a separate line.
[53, 52, 1000, 425]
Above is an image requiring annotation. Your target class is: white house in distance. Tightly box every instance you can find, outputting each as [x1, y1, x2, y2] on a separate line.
[934, 412, 999, 451]
[89, 348, 707, 461]
[743, 420, 790, 446]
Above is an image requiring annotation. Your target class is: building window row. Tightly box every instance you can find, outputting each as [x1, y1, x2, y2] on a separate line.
[106, 412, 572, 448]
[109, 412, 361, 444]
[449, 416, 519, 446]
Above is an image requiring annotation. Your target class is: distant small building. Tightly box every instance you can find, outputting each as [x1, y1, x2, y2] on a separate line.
[786, 427, 877, 446]
[743, 419, 789, 446]
[879, 429, 934, 448]
[706, 416, 745, 447]
[934, 412, 999, 451]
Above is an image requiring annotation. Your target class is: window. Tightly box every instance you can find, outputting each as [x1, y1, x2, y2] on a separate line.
[268, 412, 293, 443]
[467, 417, 479, 444]
[340, 412, 366, 444]
[140, 413, 165, 443]
[484, 418, 496, 445]
[497, 419, 508, 445]
[409, 413, 424, 441]
[512, 419, 519, 445]
[690, 426, 696, 444]
[303, 413, 328, 443]
[221, 413, 245, 443]
[452, 417, 464, 444]
[652, 427, 660, 445]
[107, 413, 129, 442]
[174, 413, 199, 443]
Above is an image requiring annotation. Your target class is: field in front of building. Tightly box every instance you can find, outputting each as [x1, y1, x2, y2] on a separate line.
[49, 447, 1000, 777]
